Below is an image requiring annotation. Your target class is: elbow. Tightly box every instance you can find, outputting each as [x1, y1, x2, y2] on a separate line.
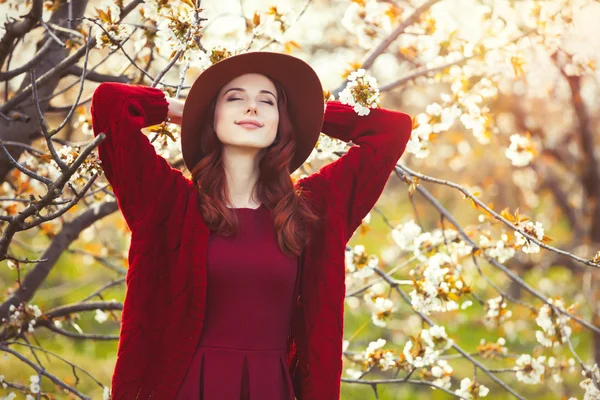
[90, 82, 134, 135]
[92, 82, 129, 109]
[391, 112, 413, 160]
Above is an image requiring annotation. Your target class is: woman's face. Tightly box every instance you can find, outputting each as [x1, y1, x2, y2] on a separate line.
[213, 73, 279, 152]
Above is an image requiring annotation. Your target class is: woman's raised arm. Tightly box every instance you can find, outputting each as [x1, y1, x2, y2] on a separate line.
[300, 100, 413, 243]
[90, 82, 188, 233]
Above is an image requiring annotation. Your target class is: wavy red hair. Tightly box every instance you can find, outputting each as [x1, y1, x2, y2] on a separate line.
[189, 76, 321, 257]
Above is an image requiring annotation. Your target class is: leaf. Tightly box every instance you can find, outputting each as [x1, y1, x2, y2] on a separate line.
[468, 197, 480, 210]
[5, 203, 18, 216]
[39, 222, 57, 238]
[181, 0, 196, 8]
[284, 40, 301, 54]
[447, 292, 460, 301]
[358, 223, 371, 236]
[95, 7, 111, 24]
[407, 176, 420, 196]
[500, 207, 515, 223]
[408, 183, 417, 196]
[542, 235, 553, 243]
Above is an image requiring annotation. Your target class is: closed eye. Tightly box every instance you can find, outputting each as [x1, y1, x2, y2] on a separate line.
[227, 97, 273, 105]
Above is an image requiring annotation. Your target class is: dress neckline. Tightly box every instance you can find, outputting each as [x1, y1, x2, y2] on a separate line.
[228, 203, 264, 211]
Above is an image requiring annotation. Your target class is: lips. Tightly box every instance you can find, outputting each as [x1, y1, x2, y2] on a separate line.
[236, 119, 263, 128]
[238, 123, 261, 129]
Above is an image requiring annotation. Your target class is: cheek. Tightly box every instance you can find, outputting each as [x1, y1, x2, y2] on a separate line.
[213, 107, 233, 131]
[268, 109, 279, 128]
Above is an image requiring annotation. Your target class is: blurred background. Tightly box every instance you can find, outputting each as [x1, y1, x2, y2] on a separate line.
[1, 0, 600, 398]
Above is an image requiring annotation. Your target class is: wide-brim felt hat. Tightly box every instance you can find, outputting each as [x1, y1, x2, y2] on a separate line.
[180, 51, 324, 174]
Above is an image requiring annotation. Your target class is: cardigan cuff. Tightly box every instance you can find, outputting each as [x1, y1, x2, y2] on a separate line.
[133, 86, 169, 127]
[321, 100, 360, 142]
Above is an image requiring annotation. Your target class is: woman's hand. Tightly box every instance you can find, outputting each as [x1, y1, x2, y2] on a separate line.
[166, 96, 185, 125]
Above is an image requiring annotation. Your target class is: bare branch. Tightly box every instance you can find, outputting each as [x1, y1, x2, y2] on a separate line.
[0, 344, 91, 399]
[396, 163, 600, 269]
[0, 200, 119, 323]
[0, 0, 44, 67]
[0, 37, 54, 82]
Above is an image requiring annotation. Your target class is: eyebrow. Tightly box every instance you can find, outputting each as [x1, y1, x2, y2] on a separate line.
[223, 87, 277, 100]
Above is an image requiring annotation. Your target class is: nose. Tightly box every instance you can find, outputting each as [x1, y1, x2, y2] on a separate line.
[246, 104, 257, 115]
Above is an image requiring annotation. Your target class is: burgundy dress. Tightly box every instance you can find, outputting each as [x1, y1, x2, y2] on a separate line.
[175, 204, 298, 400]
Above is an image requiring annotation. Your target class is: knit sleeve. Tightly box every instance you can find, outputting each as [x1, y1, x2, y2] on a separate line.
[303, 100, 413, 242]
[90, 82, 187, 232]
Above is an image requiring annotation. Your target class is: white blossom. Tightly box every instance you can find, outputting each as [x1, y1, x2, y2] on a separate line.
[505, 133, 536, 167]
[362, 338, 397, 371]
[535, 298, 571, 347]
[431, 359, 453, 389]
[514, 354, 546, 384]
[339, 69, 381, 116]
[391, 220, 422, 251]
[403, 325, 453, 368]
[479, 235, 515, 263]
[409, 253, 464, 314]
[515, 221, 545, 254]
[103, 386, 112, 400]
[579, 363, 600, 400]
[95, 309, 109, 324]
[29, 374, 40, 394]
[484, 296, 512, 328]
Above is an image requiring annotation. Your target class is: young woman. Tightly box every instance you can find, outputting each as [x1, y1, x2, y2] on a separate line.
[90, 51, 413, 400]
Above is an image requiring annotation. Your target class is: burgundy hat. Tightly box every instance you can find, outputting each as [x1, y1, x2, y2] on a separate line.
[180, 51, 325, 174]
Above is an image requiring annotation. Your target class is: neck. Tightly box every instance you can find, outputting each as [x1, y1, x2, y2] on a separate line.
[221, 145, 262, 207]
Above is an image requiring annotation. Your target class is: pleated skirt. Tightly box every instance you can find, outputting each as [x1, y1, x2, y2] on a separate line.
[175, 345, 295, 400]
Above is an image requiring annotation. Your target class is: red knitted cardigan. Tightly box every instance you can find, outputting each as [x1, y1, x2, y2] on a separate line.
[90, 82, 413, 399]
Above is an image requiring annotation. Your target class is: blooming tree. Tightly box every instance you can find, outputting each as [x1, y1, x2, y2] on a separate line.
[0, 0, 599, 399]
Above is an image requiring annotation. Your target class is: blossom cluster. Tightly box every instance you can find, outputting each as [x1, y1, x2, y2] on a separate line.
[364, 338, 398, 371]
[403, 325, 454, 368]
[345, 337, 399, 379]
[430, 359, 454, 389]
[514, 221, 545, 254]
[305, 133, 350, 165]
[514, 354, 547, 384]
[478, 234, 516, 264]
[93, 1, 132, 50]
[362, 282, 397, 328]
[578, 363, 600, 400]
[391, 219, 423, 251]
[341, 0, 398, 49]
[339, 69, 382, 116]
[535, 297, 572, 347]
[393, 221, 473, 263]
[251, 5, 292, 43]
[505, 133, 536, 167]
[48, 145, 102, 183]
[408, 252, 471, 315]
[477, 337, 509, 359]
[483, 296, 512, 328]
[406, 102, 460, 158]
[154, 5, 206, 61]
[345, 244, 378, 280]
[0, 375, 40, 399]
[455, 377, 490, 399]
[3, 303, 42, 334]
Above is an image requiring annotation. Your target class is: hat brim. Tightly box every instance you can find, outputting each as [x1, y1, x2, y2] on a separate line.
[180, 51, 324, 174]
